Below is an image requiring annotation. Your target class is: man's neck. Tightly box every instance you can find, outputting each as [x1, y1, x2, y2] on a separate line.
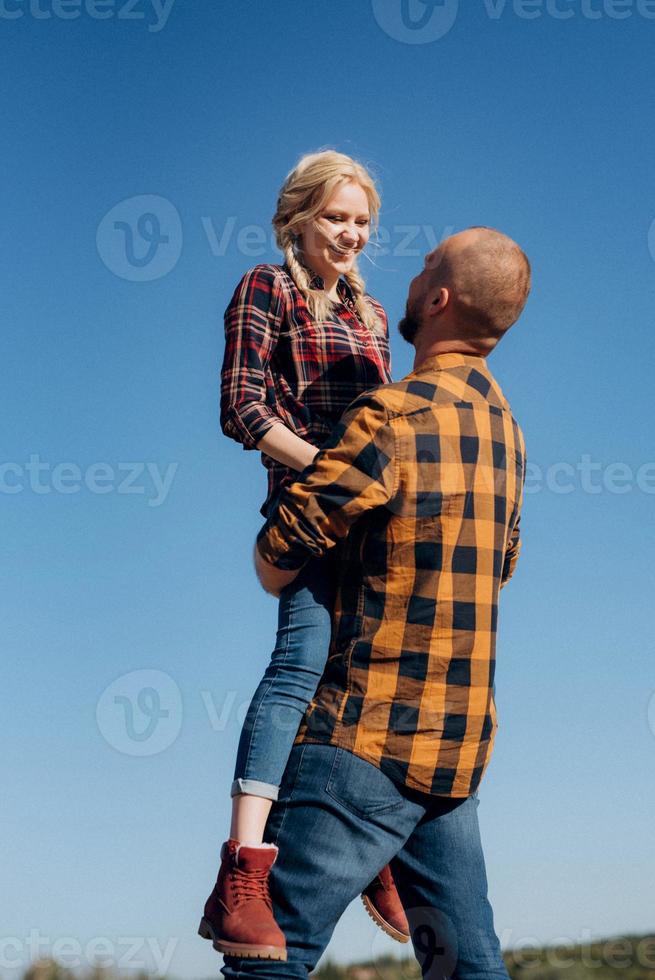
[413, 340, 486, 372]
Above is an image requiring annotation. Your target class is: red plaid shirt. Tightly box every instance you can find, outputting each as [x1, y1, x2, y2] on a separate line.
[220, 263, 392, 516]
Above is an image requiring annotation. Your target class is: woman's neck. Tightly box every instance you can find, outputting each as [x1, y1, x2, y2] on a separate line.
[321, 274, 340, 301]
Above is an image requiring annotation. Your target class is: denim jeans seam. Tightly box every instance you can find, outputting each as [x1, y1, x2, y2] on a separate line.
[268, 744, 307, 848]
[331, 583, 365, 744]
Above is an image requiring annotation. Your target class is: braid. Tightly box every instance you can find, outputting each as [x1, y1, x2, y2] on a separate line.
[280, 236, 332, 322]
[282, 240, 311, 293]
[282, 239, 385, 332]
[344, 264, 385, 336]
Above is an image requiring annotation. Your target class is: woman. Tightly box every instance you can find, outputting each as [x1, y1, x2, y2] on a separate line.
[199, 151, 409, 961]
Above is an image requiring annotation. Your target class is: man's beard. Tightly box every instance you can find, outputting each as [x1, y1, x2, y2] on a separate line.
[398, 307, 422, 344]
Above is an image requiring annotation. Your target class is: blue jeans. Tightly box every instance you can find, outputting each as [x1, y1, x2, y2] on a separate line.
[221, 744, 509, 980]
[232, 555, 336, 800]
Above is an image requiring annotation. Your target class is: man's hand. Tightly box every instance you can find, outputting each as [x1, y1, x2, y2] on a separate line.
[254, 543, 300, 597]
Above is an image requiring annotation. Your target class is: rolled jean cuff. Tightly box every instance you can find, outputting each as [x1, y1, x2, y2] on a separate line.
[231, 777, 280, 801]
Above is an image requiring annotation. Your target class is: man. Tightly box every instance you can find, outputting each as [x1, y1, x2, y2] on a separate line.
[212, 227, 530, 980]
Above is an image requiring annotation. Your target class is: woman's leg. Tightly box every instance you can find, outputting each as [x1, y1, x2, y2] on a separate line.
[231, 551, 336, 827]
[199, 554, 335, 959]
[230, 795, 274, 845]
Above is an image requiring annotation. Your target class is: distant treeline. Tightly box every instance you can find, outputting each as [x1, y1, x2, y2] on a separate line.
[314, 935, 655, 980]
[20, 934, 655, 980]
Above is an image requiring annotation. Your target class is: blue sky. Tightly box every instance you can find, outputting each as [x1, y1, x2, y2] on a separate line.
[3, 1, 655, 977]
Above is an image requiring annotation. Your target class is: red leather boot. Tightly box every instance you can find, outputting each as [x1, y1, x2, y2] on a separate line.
[362, 863, 410, 943]
[198, 839, 287, 960]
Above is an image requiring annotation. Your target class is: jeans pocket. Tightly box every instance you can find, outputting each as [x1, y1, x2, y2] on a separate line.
[325, 748, 404, 820]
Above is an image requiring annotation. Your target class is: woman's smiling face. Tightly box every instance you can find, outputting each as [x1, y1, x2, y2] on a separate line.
[298, 181, 371, 285]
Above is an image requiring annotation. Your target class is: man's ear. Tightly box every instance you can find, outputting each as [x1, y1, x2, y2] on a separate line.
[427, 286, 450, 316]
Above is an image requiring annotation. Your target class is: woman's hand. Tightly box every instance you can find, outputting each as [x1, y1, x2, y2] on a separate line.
[256, 422, 319, 473]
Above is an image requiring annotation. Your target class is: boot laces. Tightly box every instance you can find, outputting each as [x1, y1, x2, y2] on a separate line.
[231, 867, 273, 909]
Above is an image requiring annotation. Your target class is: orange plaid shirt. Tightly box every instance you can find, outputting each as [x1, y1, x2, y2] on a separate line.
[257, 353, 526, 797]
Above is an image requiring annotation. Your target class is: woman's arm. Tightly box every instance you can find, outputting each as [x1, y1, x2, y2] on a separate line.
[256, 422, 318, 472]
[220, 266, 285, 449]
[221, 267, 319, 473]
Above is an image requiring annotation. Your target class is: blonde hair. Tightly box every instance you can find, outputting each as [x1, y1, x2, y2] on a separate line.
[272, 150, 383, 333]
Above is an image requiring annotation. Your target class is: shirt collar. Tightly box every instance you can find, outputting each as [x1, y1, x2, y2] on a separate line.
[281, 262, 356, 303]
[413, 352, 488, 374]
[412, 352, 510, 410]
[308, 272, 355, 303]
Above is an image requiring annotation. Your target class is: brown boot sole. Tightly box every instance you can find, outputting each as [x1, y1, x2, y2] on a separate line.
[198, 917, 288, 961]
[361, 895, 410, 944]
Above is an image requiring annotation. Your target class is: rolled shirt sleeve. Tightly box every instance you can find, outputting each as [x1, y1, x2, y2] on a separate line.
[220, 266, 284, 450]
[256, 393, 398, 571]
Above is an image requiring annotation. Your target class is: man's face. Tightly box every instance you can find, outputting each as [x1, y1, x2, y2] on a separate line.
[398, 245, 443, 344]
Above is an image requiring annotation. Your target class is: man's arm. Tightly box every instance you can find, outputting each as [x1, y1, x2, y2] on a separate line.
[500, 514, 522, 589]
[253, 393, 397, 594]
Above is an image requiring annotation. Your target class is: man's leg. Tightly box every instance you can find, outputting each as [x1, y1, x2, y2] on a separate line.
[391, 793, 509, 980]
[221, 744, 426, 980]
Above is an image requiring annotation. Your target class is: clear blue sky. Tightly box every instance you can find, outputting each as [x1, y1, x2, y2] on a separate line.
[3, 2, 655, 978]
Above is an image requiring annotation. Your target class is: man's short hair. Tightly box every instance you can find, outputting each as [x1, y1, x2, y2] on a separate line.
[438, 227, 531, 341]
